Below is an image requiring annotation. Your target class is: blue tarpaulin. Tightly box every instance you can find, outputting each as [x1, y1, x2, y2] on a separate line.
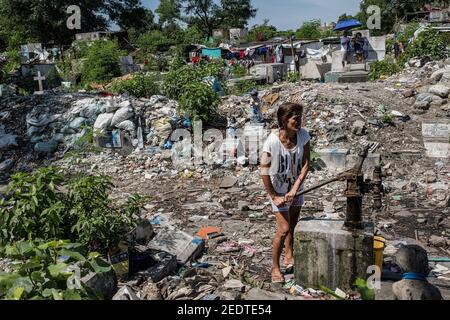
[334, 19, 362, 31]
[201, 48, 222, 59]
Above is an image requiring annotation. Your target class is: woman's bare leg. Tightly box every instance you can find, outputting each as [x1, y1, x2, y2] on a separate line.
[284, 206, 301, 266]
[272, 212, 290, 281]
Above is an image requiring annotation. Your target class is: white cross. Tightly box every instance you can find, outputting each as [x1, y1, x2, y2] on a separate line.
[34, 71, 46, 95]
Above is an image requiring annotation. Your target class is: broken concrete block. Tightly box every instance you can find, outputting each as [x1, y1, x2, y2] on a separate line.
[219, 176, 238, 188]
[147, 227, 204, 264]
[112, 286, 140, 300]
[317, 148, 349, 172]
[352, 120, 367, 136]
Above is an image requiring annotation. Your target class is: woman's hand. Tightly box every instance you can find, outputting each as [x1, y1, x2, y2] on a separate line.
[284, 189, 298, 204]
[272, 196, 286, 208]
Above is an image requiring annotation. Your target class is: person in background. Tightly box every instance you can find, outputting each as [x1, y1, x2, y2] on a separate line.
[261, 103, 311, 284]
[353, 32, 365, 63]
[341, 31, 350, 68]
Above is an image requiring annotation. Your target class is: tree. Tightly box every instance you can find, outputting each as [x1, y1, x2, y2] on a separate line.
[337, 13, 356, 22]
[246, 19, 278, 42]
[156, 0, 182, 27]
[0, 0, 151, 47]
[182, 0, 257, 37]
[296, 20, 322, 40]
[357, 0, 398, 35]
[107, 0, 154, 33]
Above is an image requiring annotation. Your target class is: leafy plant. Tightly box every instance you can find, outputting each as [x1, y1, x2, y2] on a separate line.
[355, 278, 375, 300]
[178, 82, 220, 122]
[0, 167, 144, 252]
[81, 40, 125, 87]
[286, 71, 300, 83]
[0, 240, 111, 300]
[230, 65, 248, 78]
[230, 79, 257, 96]
[109, 72, 162, 98]
[369, 59, 402, 81]
[402, 28, 449, 61]
[163, 58, 227, 100]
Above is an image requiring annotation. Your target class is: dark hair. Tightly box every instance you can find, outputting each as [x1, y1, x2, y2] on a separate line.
[356, 32, 362, 37]
[277, 102, 304, 129]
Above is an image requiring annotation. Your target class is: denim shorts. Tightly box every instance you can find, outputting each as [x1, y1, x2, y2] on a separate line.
[270, 194, 304, 213]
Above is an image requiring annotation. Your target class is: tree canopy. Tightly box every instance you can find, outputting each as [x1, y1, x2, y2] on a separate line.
[183, 0, 257, 37]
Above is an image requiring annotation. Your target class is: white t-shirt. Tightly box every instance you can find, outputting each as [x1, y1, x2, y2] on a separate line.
[262, 128, 311, 195]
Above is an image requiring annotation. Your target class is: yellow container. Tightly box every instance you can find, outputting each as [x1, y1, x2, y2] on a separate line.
[373, 236, 386, 270]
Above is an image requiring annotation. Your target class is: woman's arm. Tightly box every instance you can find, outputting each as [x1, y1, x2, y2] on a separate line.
[285, 142, 311, 202]
[261, 152, 286, 207]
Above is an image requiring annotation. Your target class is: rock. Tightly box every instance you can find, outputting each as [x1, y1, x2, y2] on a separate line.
[81, 268, 118, 300]
[440, 71, 450, 84]
[429, 235, 447, 247]
[430, 69, 445, 82]
[128, 220, 154, 245]
[403, 89, 416, 98]
[416, 93, 440, 103]
[245, 288, 287, 300]
[417, 218, 427, 224]
[414, 101, 430, 110]
[112, 286, 140, 300]
[141, 282, 162, 300]
[219, 176, 238, 189]
[34, 140, 58, 154]
[69, 117, 87, 130]
[238, 201, 250, 211]
[429, 84, 450, 98]
[352, 120, 366, 136]
[94, 113, 114, 133]
[111, 106, 134, 127]
[216, 290, 241, 300]
[0, 125, 18, 149]
[424, 170, 437, 183]
[117, 120, 136, 138]
[223, 279, 245, 291]
[0, 159, 14, 173]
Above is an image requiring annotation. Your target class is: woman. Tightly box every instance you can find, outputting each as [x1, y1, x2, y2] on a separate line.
[353, 32, 365, 63]
[260, 102, 311, 283]
[340, 31, 350, 68]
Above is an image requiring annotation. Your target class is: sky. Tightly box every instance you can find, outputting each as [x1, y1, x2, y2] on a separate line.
[141, 0, 362, 30]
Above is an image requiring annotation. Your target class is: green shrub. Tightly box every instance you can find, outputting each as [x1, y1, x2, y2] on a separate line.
[286, 71, 300, 83]
[369, 59, 402, 81]
[136, 30, 174, 54]
[81, 41, 125, 87]
[178, 82, 220, 121]
[109, 72, 161, 98]
[0, 240, 112, 300]
[163, 59, 227, 100]
[403, 28, 449, 61]
[230, 79, 257, 96]
[230, 65, 248, 78]
[0, 167, 144, 252]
